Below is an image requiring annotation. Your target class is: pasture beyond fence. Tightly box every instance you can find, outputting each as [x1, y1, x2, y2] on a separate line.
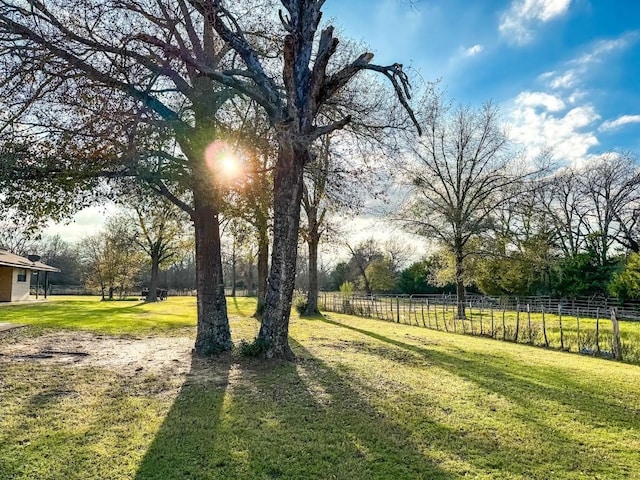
[318, 293, 640, 365]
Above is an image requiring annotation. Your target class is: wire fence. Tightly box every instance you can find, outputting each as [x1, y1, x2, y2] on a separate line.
[318, 293, 640, 365]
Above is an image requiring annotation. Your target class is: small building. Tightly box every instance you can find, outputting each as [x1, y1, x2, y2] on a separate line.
[0, 249, 60, 302]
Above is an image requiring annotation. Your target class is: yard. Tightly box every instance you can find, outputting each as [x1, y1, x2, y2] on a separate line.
[1, 296, 639, 479]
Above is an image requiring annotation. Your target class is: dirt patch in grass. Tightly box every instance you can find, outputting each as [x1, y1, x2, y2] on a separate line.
[0, 328, 196, 381]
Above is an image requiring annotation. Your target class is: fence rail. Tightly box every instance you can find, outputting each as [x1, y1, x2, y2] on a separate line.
[318, 293, 640, 365]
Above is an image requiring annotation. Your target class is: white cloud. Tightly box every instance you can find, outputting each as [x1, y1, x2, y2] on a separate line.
[515, 91, 566, 112]
[599, 115, 640, 132]
[573, 34, 637, 66]
[464, 44, 484, 56]
[540, 32, 638, 95]
[499, 0, 572, 45]
[44, 204, 118, 243]
[506, 32, 638, 167]
[508, 95, 600, 164]
[549, 71, 577, 89]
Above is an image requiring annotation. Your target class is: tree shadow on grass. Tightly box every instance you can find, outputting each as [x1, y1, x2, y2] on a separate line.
[133, 353, 232, 480]
[134, 346, 455, 480]
[317, 316, 640, 477]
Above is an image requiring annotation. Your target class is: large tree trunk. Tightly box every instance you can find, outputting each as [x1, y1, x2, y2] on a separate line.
[258, 141, 307, 360]
[304, 232, 320, 316]
[193, 188, 232, 356]
[231, 239, 237, 297]
[146, 253, 160, 302]
[455, 246, 466, 319]
[255, 229, 269, 316]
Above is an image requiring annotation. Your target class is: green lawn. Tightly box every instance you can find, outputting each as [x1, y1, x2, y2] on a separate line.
[1, 296, 639, 479]
[0, 296, 197, 334]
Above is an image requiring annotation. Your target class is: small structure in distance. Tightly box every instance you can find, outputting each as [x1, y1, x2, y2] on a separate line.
[0, 249, 60, 302]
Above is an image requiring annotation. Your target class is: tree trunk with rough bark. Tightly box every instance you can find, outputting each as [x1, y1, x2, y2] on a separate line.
[231, 238, 237, 297]
[256, 229, 269, 316]
[146, 253, 160, 302]
[455, 245, 466, 319]
[258, 141, 307, 359]
[193, 186, 232, 356]
[304, 231, 320, 316]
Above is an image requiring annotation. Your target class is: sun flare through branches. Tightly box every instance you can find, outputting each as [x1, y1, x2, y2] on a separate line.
[204, 140, 242, 183]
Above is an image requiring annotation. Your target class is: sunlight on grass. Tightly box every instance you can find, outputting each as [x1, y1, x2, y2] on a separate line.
[0, 295, 259, 335]
[1, 296, 640, 479]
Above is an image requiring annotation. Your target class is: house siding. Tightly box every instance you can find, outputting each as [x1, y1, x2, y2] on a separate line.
[0, 267, 11, 302]
[11, 268, 31, 301]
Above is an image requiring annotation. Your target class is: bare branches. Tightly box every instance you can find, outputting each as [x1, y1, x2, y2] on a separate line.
[189, 0, 282, 110]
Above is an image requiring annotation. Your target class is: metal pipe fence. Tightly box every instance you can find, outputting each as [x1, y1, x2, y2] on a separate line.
[318, 292, 638, 364]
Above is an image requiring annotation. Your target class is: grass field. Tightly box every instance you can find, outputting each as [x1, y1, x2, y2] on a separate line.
[1, 296, 640, 479]
[0, 296, 197, 334]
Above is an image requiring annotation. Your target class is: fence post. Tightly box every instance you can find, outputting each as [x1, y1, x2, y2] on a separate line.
[527, 303, 533, 344]
[421, 301, 426, 327]
[502, 306, 506, 341]
[611, 308, 623, 361]
[595, 307, 600, 354]
[542, 305, 549, 348]
[427, 300, 432, 328]
[453, 302, 458, 333]
[558, 305, 564, 350]
[479, 301, 484, 336]
[396, 296, 400, 323]
[490, 304, 494, 338]
[576, 307, 581, 352]
[442, 302, 448, 332]
[515, 303, 520, 342]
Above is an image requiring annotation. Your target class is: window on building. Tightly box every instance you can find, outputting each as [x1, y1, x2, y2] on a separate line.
[17, 269, 27, 282]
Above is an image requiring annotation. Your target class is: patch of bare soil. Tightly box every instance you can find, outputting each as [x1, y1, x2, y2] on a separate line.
[0, 330, 219, 397]
[0, 330, 194, 375]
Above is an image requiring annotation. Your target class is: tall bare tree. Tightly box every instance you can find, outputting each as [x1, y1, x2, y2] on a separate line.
[401, 98, 542, 319]
[301, 136, 331, 315]
[540, 168, 591, 258]
[79, 216, 143, 300]
[191, 0, 421, 358]
[130, 202, 190, 302]
[578, 152, 640, 266]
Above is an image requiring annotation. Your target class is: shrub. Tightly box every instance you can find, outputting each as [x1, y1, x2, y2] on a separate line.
[238, 338, 270, 357]
[294, 297, 307, 315]
[339, 281, 354, 296]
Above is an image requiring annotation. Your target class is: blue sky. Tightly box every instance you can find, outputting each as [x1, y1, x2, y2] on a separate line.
[324, 0, 640, 163]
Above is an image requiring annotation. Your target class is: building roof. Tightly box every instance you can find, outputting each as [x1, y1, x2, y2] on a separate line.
[0, 249, 61, 273]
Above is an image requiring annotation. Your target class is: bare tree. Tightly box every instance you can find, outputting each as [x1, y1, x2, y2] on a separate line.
[79, 216, 143, 300]
[130, 202, 190, 302]
[346, 239, 386, 295]
[0, 221, 39, 256]
[300, 136, 331, 315]
[578, 152, 640, 265]
[223, 101, 274, 316]
[189, 0, 421, 358]
[401, 98, 541, 319]
[540, 168, 591, 258]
